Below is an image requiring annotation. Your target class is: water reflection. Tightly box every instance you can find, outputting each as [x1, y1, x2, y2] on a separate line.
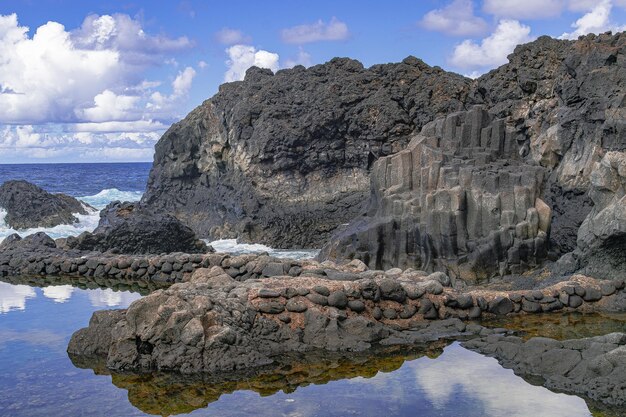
[0, 275, 161, 312]
[0, 282, 35, 313]
[42, 285, 74, 303]
[411, 344, 588, 417]
[482, 312, 626, 340]
[70, 342, 596, 417]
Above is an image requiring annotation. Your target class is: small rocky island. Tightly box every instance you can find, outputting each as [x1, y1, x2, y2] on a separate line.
[1, 31, 625, 409]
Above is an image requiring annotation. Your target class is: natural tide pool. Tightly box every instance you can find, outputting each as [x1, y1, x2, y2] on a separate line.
[0, 277, 623, 417]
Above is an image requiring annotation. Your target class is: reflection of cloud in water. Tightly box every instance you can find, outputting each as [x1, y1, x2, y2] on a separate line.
[0, 329, 65, 350]
[87, 288, 142, 308]
[42, 285, 74, 303]
[412, 343, 589, 417]
[0, 282, 36, 313]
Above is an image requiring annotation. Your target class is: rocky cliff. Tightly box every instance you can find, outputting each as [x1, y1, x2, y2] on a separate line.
[142, 58, 470, 248]
[320, 32, 626, 280]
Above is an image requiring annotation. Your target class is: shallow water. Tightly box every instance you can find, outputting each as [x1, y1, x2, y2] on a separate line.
[0, 277, 616, 417]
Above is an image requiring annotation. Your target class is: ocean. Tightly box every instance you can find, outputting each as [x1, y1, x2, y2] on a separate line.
[0, 163, 318, 258]
[0, 163, 150, 242]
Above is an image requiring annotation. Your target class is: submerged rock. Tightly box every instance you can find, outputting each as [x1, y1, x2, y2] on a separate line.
[0, 180, 91, 229]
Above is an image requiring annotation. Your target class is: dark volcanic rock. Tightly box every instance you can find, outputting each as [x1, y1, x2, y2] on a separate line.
[67, 202, 209, 255]
[142, 57, 470, 248]
[0, 180, 90, 229]
[320, 32, 626, 281]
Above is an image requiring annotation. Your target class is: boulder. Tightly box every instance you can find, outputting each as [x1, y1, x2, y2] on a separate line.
[67, 202, 210, 255]
[0, 180, 91, 229]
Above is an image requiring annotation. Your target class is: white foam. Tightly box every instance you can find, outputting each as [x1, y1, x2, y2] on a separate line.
[0, 207, 101, 243]
[0, 188, 143, 243]
[78, 188, 143, 210]
[207, 238, 319, 260]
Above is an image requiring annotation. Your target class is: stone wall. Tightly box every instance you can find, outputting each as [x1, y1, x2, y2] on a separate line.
[68, 265, 626, 374]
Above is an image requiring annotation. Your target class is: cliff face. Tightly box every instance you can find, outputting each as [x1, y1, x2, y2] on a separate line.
[142, 57, 470, 248]
[320, 32, 626, 280]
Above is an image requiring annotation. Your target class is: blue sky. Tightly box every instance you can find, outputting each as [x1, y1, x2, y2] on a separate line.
[0, 0, 624, 163]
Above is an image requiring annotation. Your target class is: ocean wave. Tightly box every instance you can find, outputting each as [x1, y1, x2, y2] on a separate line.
[0, 188, 142, 243]
[78, 188, 143, 210]
[0, 207, 101, 243]
[207, 239, 319, 260]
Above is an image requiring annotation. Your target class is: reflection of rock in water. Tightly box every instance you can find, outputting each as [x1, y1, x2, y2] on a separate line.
[69, 342, 448, 416]
[0, 274, 166, 296]
[482, 312, 626, 341]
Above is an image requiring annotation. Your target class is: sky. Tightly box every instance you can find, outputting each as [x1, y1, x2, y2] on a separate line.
[0, 0, 624, 164]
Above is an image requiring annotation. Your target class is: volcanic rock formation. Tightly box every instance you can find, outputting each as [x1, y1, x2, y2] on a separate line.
[142, 58, 470, 248]
[321, 32, 626, 280]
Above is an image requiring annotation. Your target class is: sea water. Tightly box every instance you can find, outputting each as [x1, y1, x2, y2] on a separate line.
[0, 163, 317, 259]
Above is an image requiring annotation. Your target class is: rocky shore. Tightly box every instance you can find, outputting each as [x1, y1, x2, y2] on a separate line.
[67, 263, 625, 371]
[2, 31, 625, 410]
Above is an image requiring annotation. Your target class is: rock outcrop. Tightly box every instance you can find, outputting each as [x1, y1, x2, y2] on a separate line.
[319, 106, 552, 281]
[463, 332, 626, 406]
[574, 151, 626, 277]
[66, 201, 209, 255]
[0, 180, 91, 229]
[142, 57, 470, 248]
[67, 264, 626, 374]
[321, 32, 626, 280]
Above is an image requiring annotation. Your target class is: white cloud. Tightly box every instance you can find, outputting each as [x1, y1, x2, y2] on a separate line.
[78, 90, 140, 122]
[420, 0, 489, 37]
[569, 0, 626, 11]
[483, 0, 566, 19]
[283, 48, 313, 68]
[224, 45, 280, 82]
[215, 28, 251, 45]
[560, 0, 626, 39]
[0, 282, 36, 313]
[72, 120, 167, 133]
[0, 12, 196, 162]
[172, 66, 196, 96]
[0, 124, 161, 162]
[198, 60, 208, 69]
[281, 17, 349, 44]
[0, 13, 193, 124]
[0, 14, 122, 124]
[450, 19, 532, 70]
[72, 14, 192, 62]
[147, 66, 196, 113]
